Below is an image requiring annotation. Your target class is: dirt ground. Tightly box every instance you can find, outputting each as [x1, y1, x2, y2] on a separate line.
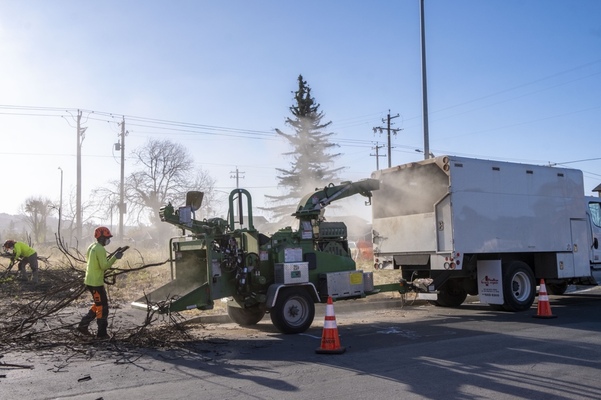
[0, 252, 406, 356]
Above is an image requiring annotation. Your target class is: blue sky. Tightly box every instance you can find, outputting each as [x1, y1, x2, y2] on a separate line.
[1, 0, 600, 223]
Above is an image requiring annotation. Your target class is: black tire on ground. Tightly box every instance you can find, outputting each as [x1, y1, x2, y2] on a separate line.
[227, 304, 266, 326]
[546, 281, 569, 295]
[269, 288, 315, 334]
[430, 279, 468, 307]
[501, 261, 536, 312]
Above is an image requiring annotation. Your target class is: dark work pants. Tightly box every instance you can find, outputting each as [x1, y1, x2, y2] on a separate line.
[18, 253, 39, 282]
[79, 285, 109, 336]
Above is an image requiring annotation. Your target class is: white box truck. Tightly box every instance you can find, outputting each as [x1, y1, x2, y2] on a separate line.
[371, 155, 601, 311]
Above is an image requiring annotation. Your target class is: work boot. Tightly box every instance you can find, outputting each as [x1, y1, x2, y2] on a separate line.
[96, 318, 109, 339]
[31, 270, 39, 284]
[77, 310, 96, 336]
[77, 326, 93, 336]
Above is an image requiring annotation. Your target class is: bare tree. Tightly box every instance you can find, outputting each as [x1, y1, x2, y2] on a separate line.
[128, 139, 193, 222]
[90, 185, 123, 227]
[93, 139, 218, 230]
[190, 169, 219, 217]
[58, 189, 98, 246]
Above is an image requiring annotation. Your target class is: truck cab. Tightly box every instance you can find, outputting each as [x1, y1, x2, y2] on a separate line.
[586, 196, 601, 283]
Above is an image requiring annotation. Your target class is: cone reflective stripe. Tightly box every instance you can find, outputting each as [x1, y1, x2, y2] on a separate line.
[316, 296, 346, 354]
[324, 302, 335, 327]
[533, 279, 557, 319]
[323, 319, 337, 329]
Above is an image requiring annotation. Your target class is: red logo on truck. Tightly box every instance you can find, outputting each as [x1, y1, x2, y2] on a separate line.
[481, 275, 499, 287]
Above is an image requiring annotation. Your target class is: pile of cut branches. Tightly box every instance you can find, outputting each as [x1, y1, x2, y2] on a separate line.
[0, 235, 194, 353]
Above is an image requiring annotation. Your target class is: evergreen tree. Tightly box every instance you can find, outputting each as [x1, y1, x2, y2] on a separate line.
[264, 75, 344, 221]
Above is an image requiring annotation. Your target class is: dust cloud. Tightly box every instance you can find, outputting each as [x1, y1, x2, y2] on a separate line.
[371, 162, 449, 219]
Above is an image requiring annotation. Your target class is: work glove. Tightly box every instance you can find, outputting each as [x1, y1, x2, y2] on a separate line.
[114, 251, 123, 260]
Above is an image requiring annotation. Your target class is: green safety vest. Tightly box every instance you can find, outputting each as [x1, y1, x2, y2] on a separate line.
[84, 242, 117, 287]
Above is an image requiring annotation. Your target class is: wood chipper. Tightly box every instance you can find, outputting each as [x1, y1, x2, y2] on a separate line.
[132, 179, 402, 334]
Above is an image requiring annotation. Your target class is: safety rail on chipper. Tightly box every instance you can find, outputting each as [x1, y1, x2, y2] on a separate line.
[131, 179, 412, 334]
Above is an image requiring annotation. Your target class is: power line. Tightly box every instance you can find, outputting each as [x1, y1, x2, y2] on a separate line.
[428, 58, 601, 117]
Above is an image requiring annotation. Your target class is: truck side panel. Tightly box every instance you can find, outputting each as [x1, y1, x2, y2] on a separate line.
[449, 158, 585, 254]
[373, 156, 586, 255]
[372, 156, 588, 278]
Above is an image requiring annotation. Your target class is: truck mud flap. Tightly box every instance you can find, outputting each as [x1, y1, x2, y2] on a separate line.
[591, 267, 601, 285]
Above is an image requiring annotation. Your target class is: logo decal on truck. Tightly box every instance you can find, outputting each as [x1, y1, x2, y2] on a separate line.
[481, 275, 499, 287]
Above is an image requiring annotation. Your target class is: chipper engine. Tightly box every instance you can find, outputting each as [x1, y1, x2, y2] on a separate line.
[132, 179, 390, 334]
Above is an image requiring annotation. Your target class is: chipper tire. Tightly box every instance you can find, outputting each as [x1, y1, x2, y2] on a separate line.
[270, 288, 315, 334]
[227, 304, 266, 326]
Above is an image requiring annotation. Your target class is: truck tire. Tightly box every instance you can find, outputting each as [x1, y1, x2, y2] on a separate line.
[501, 261, 536, 312]
[270, 288, 315, 334]
[546, 281, 568, 295]
[227, 304, 266, 326]
[430, 280, 467, 307]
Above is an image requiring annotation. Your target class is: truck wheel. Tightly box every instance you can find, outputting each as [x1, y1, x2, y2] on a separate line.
[546, 281, 568, 295]
[227, 305, 266, 326]
[501, 261, 536, 312]
[270, 288, 315, 334]
[431, 280, 467, 307]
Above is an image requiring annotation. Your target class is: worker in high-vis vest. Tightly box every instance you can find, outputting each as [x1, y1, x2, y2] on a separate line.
[77, 226, 123, 339]
[3, 240, 39, 284]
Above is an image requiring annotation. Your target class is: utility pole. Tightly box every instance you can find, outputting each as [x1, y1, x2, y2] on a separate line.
[58, 167, 63, 237]
[75, 110, 86, 240]
[230, 166, 245, 188]
[370, 143, 386, 171]
[118, 117, 127, 240]
[420, 0, 430, 160]
[373, 110, 402, 168]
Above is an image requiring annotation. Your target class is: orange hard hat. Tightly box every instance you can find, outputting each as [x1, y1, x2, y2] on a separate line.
[94, 226, 113, 239]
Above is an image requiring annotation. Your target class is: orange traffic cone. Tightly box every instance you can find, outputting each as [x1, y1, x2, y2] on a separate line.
[315, 296, 346, 354]
[533, 279, 557, 319]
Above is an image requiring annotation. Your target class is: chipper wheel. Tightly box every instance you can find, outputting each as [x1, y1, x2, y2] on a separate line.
[270, 288, 315, 334]
[227, 304, 266, 326]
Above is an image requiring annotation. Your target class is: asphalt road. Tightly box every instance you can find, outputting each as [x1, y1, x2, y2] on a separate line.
[3, 287, 601, 400]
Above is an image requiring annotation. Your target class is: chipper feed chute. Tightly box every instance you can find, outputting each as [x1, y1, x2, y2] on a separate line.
[131, 189, 253, 313]
[130, 238, 225, 312]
